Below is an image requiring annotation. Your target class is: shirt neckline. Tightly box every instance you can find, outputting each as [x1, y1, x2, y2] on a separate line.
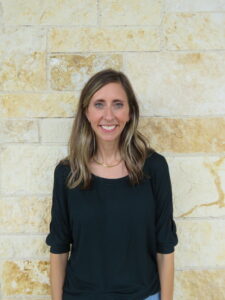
[91, 173, 129, 184]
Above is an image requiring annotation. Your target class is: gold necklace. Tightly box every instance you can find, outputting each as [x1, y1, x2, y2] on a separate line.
[93, 156, 123, 168]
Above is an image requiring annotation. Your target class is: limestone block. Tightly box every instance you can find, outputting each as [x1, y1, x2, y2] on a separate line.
[165, 0, 225, 11]
[2, 260, 50, 295]
[0, 236, 49, 258]
[0, 196, 51, 233]
[0, 27, 45, 53]
[48, 28, 160, 52]
[174, 270, 225, 300]
[0, 27, 46, 90]
[0, 93, 78, 118]
[49, 54, 123, 90]
[0, 120, 38, 142]
[0, 52, 46, 91]
[0, 145, 67, 194]
[100, 0, 162, 25]
[163, 13, 225, 50]
[168, 156, 225, 218]
[139, 117, 225, 152]
[1, 298, 51, 300]
[175, 220, 225, 268]
[40, 118, 73, 143]
[125, 52, 225, 116]
[1, 0, 97, 25]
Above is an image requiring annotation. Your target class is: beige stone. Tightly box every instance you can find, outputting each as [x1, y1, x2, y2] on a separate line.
[174, 270, 225, 300]
[0, 93, 78, 118]
[0, 27, 45, 53]
[139, 117, 225, 153]
[163, 13, 225, 50]
[100, 0, 162, 25]
[0, 120, 38, 142]
[40, 118, 73, 143]
[0, 196, 51, 233]
[0, 236, 49, 258]
[49, 54, 123, 90]
[0, 27, 46, 90]
[0, 145, 67, 194]
[0, 52, 46, 91]
[1, 0, 97, 25]
[2, 260, 50, 295]
[169, 156, 225, 218]
[48, 28, 160, 52]
[175, 220, 225, 268]
[125, 52, 225, 116]
[165, 0, 225, 11]
[1, 298, 51, 300]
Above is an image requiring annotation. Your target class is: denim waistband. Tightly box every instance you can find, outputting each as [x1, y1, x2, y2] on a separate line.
[143, 291, 160, 300]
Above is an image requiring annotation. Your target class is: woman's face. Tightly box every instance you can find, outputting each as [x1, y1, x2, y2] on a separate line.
[85, 82, 130, 144]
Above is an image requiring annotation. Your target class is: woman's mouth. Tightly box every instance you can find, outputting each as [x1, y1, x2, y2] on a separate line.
[99, 125, 117, 132]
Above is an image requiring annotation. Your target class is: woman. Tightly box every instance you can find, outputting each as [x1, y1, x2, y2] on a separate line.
[46, 68, 178, 300]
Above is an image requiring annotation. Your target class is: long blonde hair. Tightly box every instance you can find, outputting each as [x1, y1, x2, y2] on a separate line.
[60, 68, 155, 189]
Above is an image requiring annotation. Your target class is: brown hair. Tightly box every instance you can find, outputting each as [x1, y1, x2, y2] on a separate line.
[60, 68, 155, 189]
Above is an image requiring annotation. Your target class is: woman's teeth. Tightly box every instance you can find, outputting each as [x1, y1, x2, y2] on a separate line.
[101, 125, 116, 130]
[100, 125, 117, 132]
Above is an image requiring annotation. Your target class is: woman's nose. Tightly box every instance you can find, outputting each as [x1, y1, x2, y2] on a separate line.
[104, 106, 114, 119]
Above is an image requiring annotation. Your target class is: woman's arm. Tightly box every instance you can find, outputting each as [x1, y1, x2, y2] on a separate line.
[156, 252, 175, 300]
[49, 252, 69, 300]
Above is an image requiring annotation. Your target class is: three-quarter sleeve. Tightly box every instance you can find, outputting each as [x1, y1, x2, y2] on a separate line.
[45, 164, 73, 254]
[150, 153, 178, 254]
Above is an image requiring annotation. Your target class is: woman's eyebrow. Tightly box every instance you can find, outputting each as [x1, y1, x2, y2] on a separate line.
[94, 99, 125, 102]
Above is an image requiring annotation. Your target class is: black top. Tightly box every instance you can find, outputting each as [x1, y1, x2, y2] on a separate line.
[45, 151, 178, 300]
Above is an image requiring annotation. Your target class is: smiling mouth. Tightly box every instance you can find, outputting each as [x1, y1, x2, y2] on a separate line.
[99, 125, 118, 132]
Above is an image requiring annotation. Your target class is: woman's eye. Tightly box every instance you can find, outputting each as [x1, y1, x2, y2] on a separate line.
[115, 102, 123, 108]
[95, 103, 103, 108]
[94, 102, 123, 108]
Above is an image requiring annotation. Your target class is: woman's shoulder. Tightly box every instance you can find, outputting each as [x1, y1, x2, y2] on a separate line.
[145, 148, 169, 174]
[54, 158, 71, 178]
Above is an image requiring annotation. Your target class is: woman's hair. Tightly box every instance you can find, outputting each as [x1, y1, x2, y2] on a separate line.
[60, 68, 155, 189]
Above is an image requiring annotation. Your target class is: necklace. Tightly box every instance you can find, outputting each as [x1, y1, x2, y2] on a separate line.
[93, 156, 123, 168]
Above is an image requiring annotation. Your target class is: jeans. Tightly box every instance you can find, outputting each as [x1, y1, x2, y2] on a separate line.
[143, 291, 161, 300]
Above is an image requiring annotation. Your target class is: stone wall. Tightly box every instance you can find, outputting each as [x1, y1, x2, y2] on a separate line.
[0, 1, 225, 299]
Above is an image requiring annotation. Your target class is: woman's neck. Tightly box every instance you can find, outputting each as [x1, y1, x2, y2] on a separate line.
[94, 141, 121, 164]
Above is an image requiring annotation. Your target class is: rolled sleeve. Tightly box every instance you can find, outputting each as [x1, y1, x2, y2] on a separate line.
[45, 163, 72, 254]
[150, 153, 178, 254]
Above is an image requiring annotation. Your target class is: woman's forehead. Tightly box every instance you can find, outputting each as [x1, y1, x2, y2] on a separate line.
[91, 82, 128, 100]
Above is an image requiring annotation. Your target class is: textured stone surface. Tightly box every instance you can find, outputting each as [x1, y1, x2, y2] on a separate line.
[0, 120, 38, 142]
[0, 27, 46, 91]
[125, 52, 225, 116]
[0, 52, 46, 91]
[139, 117, 225, 152]
[0, 196, 51, 233]
[0, 93, 78, 118]
[40, 118, 73, 143]
[175, 220, 225, 268]
[2, 261, 50, 295]
[1, 0, 97, 25]
[169, 156, 225, 218]
[100, 0, 162, 25]
[0, 236, 49, 258]
[174, 270, 225, 300]
[165, 0, 225, 11]
[0, 145, 67, 194]
[49, 54, 123, 90]
[48, 28, 160, 52]
[0, 27, 45, 52]
[163, 13, 225, 50]
[1, 298, 51, 300]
